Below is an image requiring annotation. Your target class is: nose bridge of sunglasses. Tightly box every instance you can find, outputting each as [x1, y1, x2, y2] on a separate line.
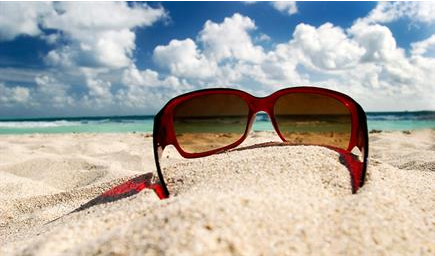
[244, 97, 283, 137]
[247, 96, 275, 113]
[242, 111, 284, 144]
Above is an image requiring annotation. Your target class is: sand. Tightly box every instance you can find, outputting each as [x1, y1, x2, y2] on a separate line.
[0, 130, 434, 255]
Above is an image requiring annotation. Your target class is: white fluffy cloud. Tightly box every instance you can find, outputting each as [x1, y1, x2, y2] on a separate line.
[0, 2, 168, 114]
[271, 1, 298, 16]
[152, 12, 435, 111]
[43, 2, 167, 69]
[1, 3, 435, 114]
[411, 35, 435, 56]
[122, 65, 183, 89]
[1, 2, 166, 69]
[0, 2, 53, 41]
[348, 21, 401, 62]
[291, 23, 364, 70]
[361, 1, 435, 24]
[118, 65, 189, 109]
[154, 39, 218, 79]
[153, 13, 281, 87]
[198, 13, 265, 63]
[153, 13, 304, 90]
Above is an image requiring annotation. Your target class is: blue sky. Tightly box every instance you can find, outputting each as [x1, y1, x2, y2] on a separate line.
[0, 1, 435, 118]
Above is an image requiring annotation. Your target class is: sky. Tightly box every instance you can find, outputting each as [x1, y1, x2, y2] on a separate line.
[0, 1, 435, 118]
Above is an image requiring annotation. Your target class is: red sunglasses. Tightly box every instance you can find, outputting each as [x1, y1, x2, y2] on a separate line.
[153, 87, 369, 198]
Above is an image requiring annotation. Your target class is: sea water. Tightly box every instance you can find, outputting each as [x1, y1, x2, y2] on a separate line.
[0, 111, 434, 135]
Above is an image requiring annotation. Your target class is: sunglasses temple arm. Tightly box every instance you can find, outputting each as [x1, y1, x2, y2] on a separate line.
[340, 104, 369, 193]
[347, 103, 369, 193]
[153, 145, 170, 198]
[356, 103, 369, 188]
[153, 111, 171, 199]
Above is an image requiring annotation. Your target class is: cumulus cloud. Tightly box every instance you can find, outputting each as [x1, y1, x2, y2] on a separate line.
[0, 2, 53, 41]
[0, 2, 169, 114]
[291, 23, 364, 70]
[271, 1, 298, 16]
[118, 65, 189, 109]
[198, 13, 265, 63]
[411, 35, 435, 56]
[1, 2, 166, 69]
[43, 2, 167, 69]
[154, 39, 218, 79]
[1, 2, 435, 114]
[122, 65, 183, 89]
[151, 12, 435, 111]
[361, 1, 435, 24]
[153, 15, 299, 91]
[153, 13, 286, 88]
[348, 21, 401, 62]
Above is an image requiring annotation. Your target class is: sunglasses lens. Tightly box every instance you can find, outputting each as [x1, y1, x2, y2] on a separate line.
[274, 93, 352, 149]
[173, 93, 249, 153]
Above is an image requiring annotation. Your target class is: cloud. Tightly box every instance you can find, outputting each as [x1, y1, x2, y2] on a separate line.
[1, 3, 435, 115]
[122, 65, 183, 89]
[43, 2, 167, 69]
[118, 65, 190, 109]
[0, 2, 53, 41]
[34, 75, 75, 108]
[152, 13, 307, 91]
[271, 1, 298, 16]
[0, 2, 166, 69]
[361, 1, 435, 24]
[243, 0, 299, 16]
[198, 13, 265, 63]
[411, 35, 435, 56]
[348, 21, 400, 62]
[0, 75, 74, 109]
[0, 2, 170, 114]
[256, 33, 271, 42]
[154, 39, 218, 79]
[0, 83, 31, 106]
[151, 12, 435, 111]
[291, 23, 365, 70]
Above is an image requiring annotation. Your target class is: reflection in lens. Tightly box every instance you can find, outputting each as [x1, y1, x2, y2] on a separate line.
[173, 93, 249, 153]
[274, 93, 352, 149]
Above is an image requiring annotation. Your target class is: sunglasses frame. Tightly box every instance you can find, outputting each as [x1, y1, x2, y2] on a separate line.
[153, 87, 369, 198]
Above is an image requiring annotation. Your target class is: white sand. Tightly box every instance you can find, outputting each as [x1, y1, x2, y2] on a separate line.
[0, 130, 434, 255]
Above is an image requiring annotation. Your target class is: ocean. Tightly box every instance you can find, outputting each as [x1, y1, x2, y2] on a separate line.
[0, 111, 434, 135]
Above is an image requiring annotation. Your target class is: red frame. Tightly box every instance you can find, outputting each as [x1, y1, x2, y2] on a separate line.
[153, 87, 369, 198]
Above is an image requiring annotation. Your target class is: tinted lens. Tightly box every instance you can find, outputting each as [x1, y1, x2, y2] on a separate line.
[274, 93, 352, 149]
[173, 93, 249, 153]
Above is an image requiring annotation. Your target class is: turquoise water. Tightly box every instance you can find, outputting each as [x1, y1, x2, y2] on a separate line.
[0, 112, 434, 134]
[0, 117, 154, 134]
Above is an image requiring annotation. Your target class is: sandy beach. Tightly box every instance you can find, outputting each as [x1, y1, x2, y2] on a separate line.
[0, 130, 434, 255]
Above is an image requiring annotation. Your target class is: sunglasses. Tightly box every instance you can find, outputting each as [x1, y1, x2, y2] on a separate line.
[153, 87, 369, 198]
